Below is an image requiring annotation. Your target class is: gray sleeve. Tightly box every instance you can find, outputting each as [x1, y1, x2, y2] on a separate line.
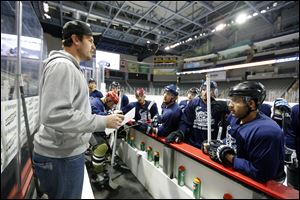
[40, 60, 106, 133]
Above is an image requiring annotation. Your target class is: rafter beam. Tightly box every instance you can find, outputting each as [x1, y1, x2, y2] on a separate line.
[162, 1, 234, 39]
[124, 1, 161, 34]
[244, 1, 273, 26]
[102, 1, 126, 35]
[197, 1, 214, 12]
[85, 1, 94, 22]
[136, 1, 197, 43]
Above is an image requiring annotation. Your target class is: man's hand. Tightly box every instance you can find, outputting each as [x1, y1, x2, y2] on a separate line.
[165, 130, 184, 143]
[106, 114, 124, 129]
[113, 110, 123, 114]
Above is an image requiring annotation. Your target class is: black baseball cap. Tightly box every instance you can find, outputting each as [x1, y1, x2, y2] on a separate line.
[62, 20, 102, 42]
[88, 78, 96, 84]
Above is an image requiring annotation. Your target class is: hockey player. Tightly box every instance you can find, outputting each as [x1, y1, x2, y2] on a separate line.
[179, 87, 200, 112]
[88, 78, 103, 98]
[90, 91, 119, 115]
[122, 88, 158, 122]
[165, 81, 229, 149]
[139, 84, 182, 137]
[210, 81, 285, 182]
[88, 91, 120, 182]
[284, 104, 299, 189]
[109, 81, 129, 110]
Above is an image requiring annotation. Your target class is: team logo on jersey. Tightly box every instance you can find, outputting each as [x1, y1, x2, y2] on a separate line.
[139, 109, 150, 121]
[193, 106, 215, 131]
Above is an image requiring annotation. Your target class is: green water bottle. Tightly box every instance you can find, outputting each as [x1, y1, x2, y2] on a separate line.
[154, 151, 160, 167]
[147, 146, 153, 161]
[178, 165, 185, 186]
[140, 141, 146, 151]
[193, 177, 201, 199]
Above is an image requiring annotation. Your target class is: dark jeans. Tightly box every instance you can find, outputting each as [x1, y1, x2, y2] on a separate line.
[32, 152, 85, 199]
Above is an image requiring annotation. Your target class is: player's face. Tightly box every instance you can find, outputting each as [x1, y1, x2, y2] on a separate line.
[111, 86, 120, 94]
[187, 93, 196, 101]
[163, 92, 174, 104]
[201, 87, 215, 101]
[136, 95, 145, 105]
[88, 82, 96, 90]
[228, 96, 249, 118]
[106, 100, 115, 109]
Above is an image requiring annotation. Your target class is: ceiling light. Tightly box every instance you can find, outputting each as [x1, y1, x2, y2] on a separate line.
[253, 12, 258, 17]
[273, 2, 278, 7]
[147, 40, 150, 44]
[43, 2, 49, 13]
[211, 29, 216, 33]
[215, 24, 226, 31]
[235, 13, 247, 24]
[44, 13, 51, 19]
[177, 59, 276, 75]
[165, 46, 170, 50]
[260, 10, 266, 14]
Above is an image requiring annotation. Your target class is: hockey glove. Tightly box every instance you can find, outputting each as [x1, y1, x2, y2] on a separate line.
[135, 122, 154, 135]
[274, 98, 291, 114]
[117, 125, 127, 139]
[211, 100, 229, 114]
[284, 146, 298, 166]
[217, 145, 236, 166]
[203, 140, 224, 162]
[165, 130, 184, 144]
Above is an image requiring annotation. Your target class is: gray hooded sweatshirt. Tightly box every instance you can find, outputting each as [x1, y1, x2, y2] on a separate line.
[33, 50, 106, 158]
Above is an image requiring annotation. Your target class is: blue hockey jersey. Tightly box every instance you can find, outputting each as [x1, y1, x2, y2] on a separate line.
[122, 100, 158, 121]
[90, 97, 108, 115]
[285, 104, 299, 158]
[89, 89, 103, 98]
[179, 99, 189, 111]
[120, 94, 129, 109]
[156, 102, 182, 137]
[227, 112, 285, 182]
[179, 97, 228, 149]
[258, 103, 272, 117]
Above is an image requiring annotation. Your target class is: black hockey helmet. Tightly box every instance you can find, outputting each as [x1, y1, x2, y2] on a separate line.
[187, 87, 200, 95]
[110, 81, 120, 90]
[228, 81, 266, 105]
[200, 80, 218, 90]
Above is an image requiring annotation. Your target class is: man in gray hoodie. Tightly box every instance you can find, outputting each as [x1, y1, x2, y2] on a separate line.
[32, 20, 124, 199]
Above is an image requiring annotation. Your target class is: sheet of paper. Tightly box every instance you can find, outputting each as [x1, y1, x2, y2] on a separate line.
[122, 107, 136, 125]
[105, 107, 136, 136]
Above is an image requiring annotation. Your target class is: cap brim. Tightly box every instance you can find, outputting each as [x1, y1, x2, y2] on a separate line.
[92, 32, 102, 36]
[92, 33, 102, 45]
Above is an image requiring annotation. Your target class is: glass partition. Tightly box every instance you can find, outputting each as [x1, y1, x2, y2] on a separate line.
[1, 1, 45, 198]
